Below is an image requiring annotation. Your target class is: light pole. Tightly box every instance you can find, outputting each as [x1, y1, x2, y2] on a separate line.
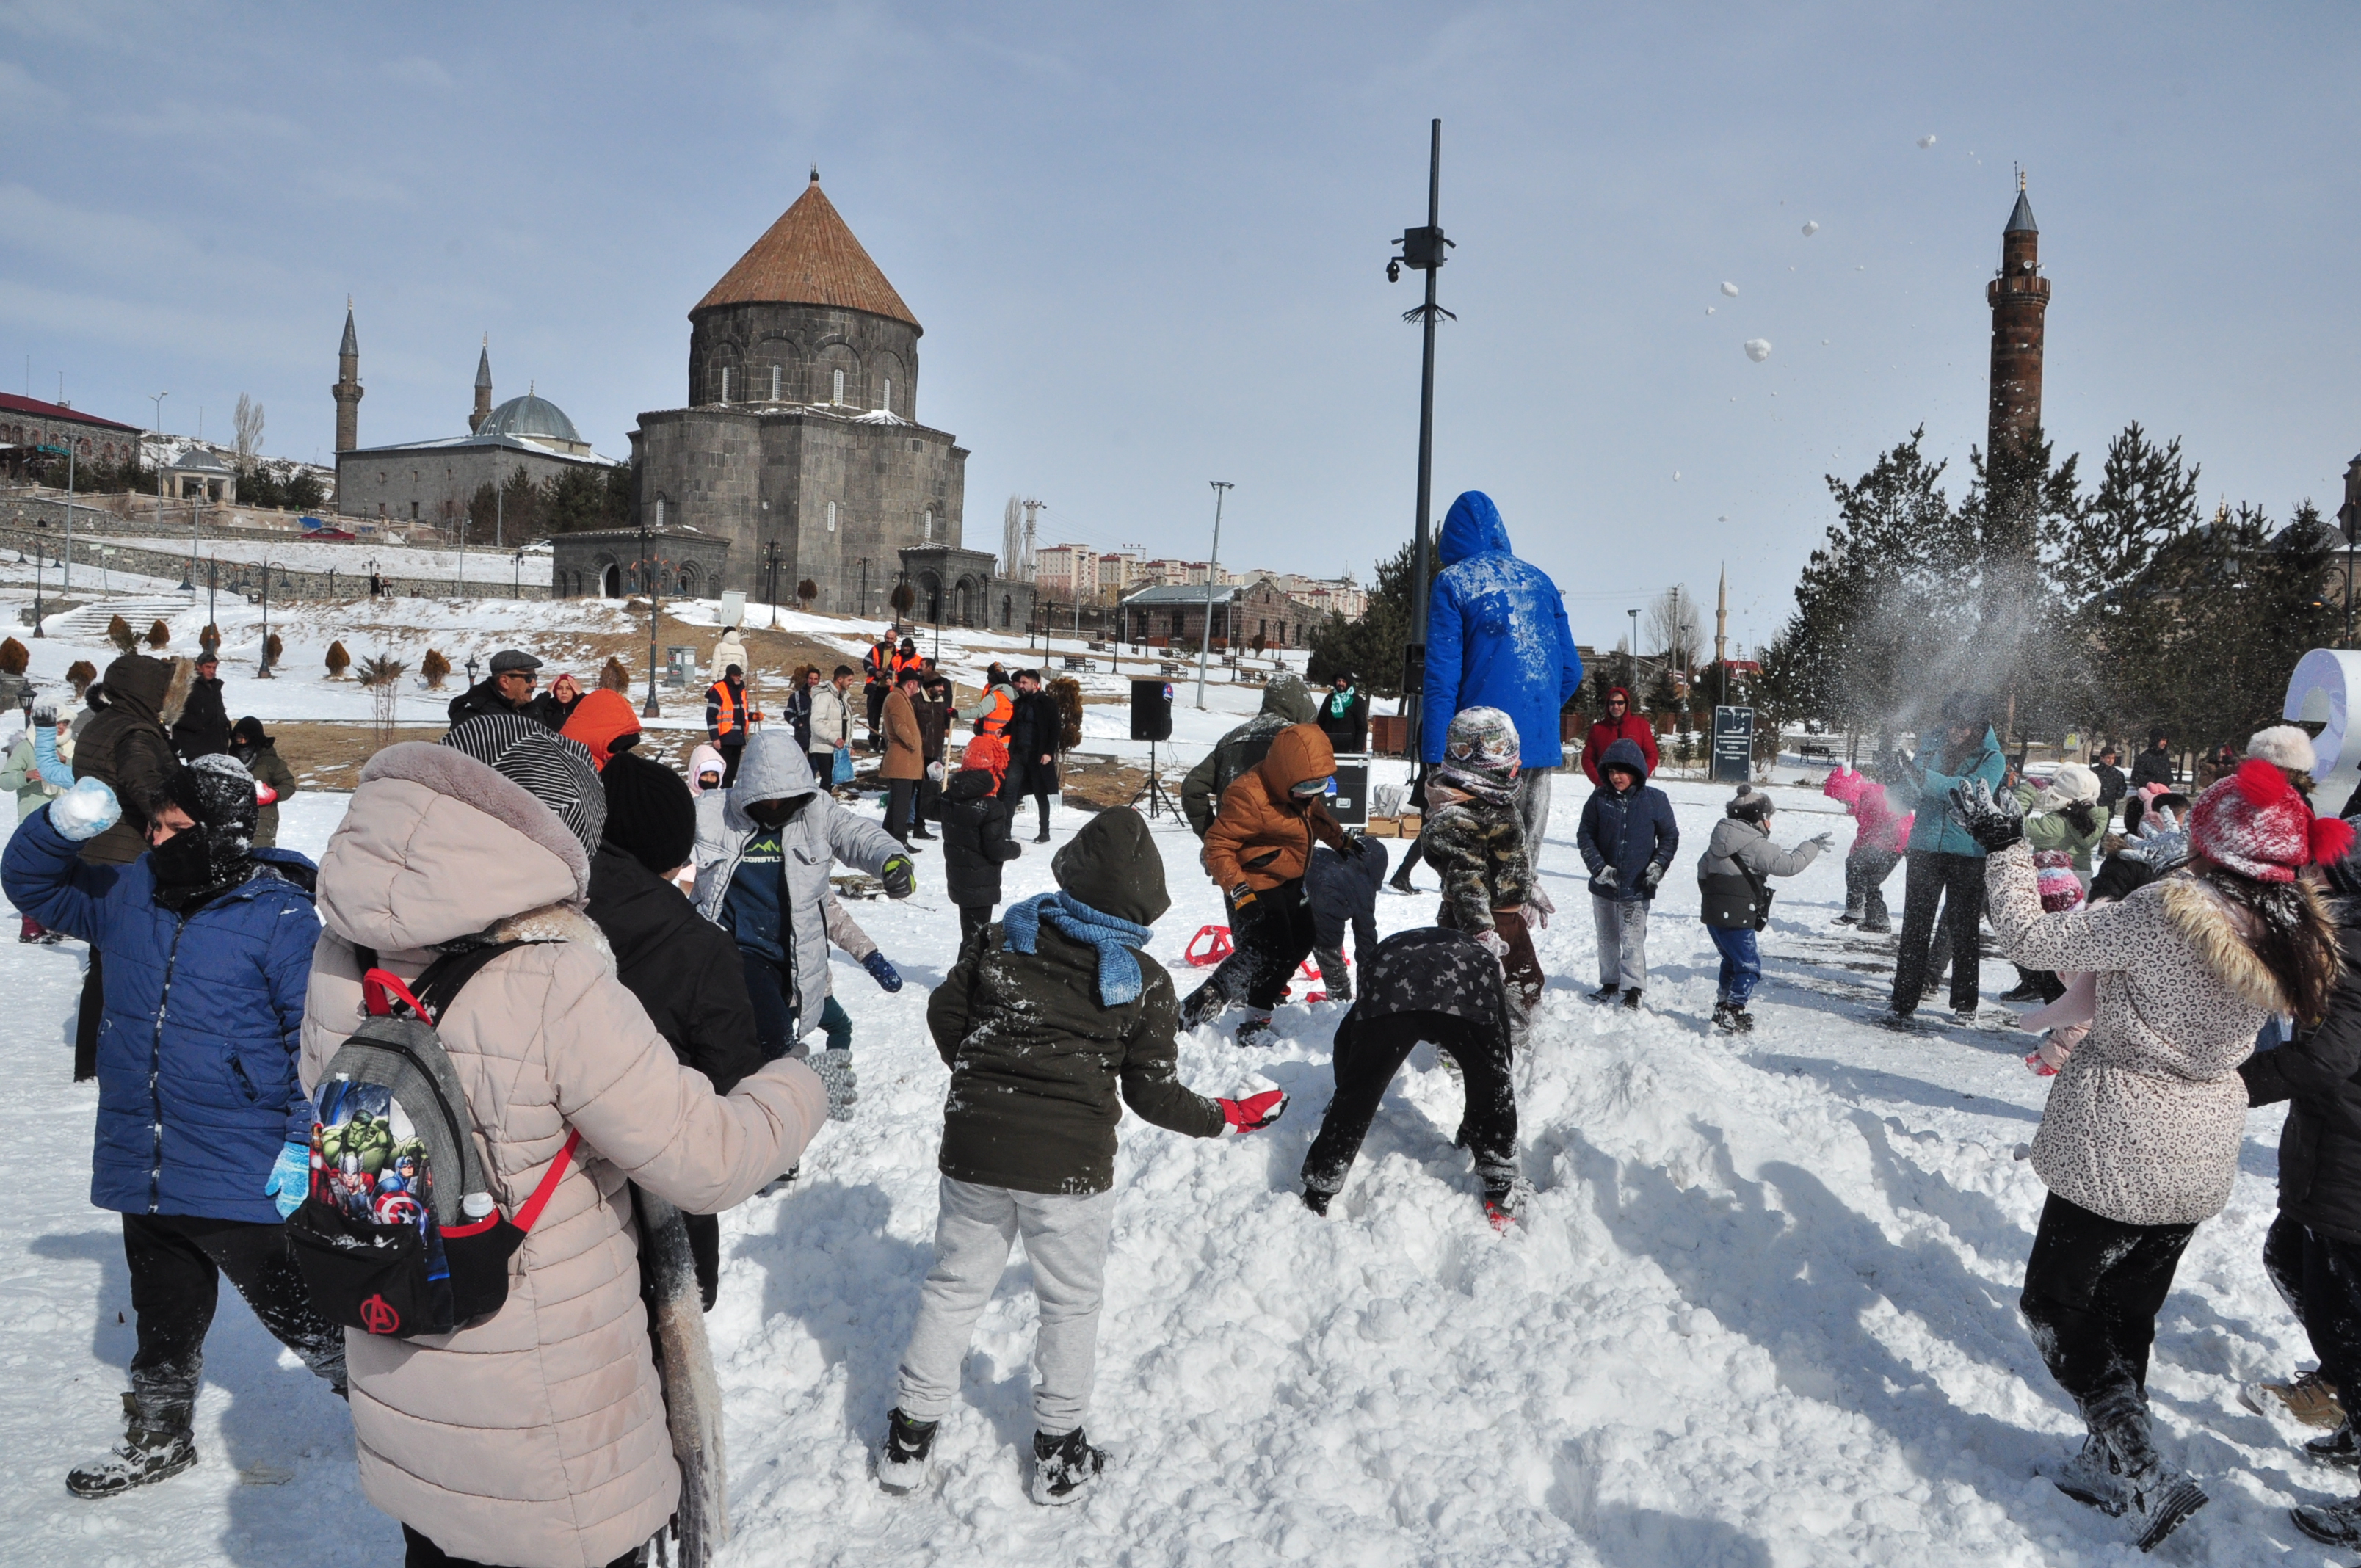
[61, 440, 75, 594]
[29, 543, 44, 635]
[511, 548, 523, 598]
[1387, 118, 1453, 743]
[257, 558, 289, 677]
[1626, 608, 1641, 694]
[640, 498, 665, 719]
[1194, 481, 1232, 708]
[764, 541, 782, 628]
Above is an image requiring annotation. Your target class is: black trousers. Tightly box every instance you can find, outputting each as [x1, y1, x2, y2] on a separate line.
[717, 741, 744, 787]
[1192, 879, 1318, 1015]
[122, 1213, 345, 1427]
[740, 948, 800, 1061]
[886, 778, 918, 843]
[2020, 1191, 2196, 1408]
[1844, 847, 1900, 928]
[957, 904, 994, 947]
[913, 772, 941, 834]
[402, 1523, 640, 1568]
[1302, 1011, 1517, 1201]
[808, 751, 839, 791]
[1890, 850, 1987, 1014]
[2266, 1213, 2361, 1406]
[76, 948, 103, 1082]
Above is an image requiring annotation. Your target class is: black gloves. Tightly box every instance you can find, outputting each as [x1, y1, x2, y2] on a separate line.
[1949, 780, 2024, 853]
[880, 855, 917, 898]
[1341, 830, 1370, 860]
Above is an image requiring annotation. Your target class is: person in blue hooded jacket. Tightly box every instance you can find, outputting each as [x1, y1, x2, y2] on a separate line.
[1881, 693, 2008, 1026]
[2, 756, 346, 1499]
[1575, 737, 1679, 1009]
[1420, 492, 1585, 852]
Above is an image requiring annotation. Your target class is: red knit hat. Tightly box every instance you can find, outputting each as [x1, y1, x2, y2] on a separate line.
[2188, 758, 2355, 883]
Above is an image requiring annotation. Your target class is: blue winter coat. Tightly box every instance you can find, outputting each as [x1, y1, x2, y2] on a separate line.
[2, 805, 320, 1223]
[1575, 738, 1679, 902]
[1901, 726, 2006, 857]
[1420, 492, 1585, 766]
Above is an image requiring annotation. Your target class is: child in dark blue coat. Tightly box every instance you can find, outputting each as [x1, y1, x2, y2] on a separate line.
[1, 756, 345, 1498]
[1575, 736, 1679, 1009]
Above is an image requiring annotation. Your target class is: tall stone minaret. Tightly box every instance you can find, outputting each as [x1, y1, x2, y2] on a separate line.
[471, 335, 493, 433]
[333, 297, 363, 453]
[1985, 171, 2050, 457]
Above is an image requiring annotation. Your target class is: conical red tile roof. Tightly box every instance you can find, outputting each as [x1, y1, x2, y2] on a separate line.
[694, 178, 918, 329]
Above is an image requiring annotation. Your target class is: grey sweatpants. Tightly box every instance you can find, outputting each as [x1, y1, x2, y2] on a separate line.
[1517, 766, 1554, 852]
[1592, 894, 1649, 990]
[894, 1176, 1115, 1435]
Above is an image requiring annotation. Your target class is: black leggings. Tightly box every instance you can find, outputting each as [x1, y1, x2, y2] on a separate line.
[76, 949, 103, 1081]
[1302, 1010, 1517, 1201]
[122, 1213, 345, 1426]
[1891, 850, 1987, 1014]
[2020, 1191, 2195, 1408]
[2266, 1214, 2361, 1407]
[957, 904, 994, 948]
[402, 1523, 641, 1568]
[1189, 880, 1316, 1015]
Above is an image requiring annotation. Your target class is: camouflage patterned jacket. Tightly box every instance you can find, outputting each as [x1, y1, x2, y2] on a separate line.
[1421, 788, 1535, 936]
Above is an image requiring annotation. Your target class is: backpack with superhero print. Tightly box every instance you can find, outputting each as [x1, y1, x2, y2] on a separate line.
[285, 940, 579, 1340]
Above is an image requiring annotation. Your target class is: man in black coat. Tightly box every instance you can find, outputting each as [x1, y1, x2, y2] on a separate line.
[170, 650, 231, 761]
[2126, 730, 2175, 832]
[583, 751, 766, 1309]
[1299, 926, 1520, 1226]
[446, 648, 540, 725]
[999, 669, 1060, 845]
[2092, 744, 2128, 817]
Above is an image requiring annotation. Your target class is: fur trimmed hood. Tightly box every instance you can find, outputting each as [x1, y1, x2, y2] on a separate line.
[2157, 871, 2328, 1013]
[487, 900, 615, 975]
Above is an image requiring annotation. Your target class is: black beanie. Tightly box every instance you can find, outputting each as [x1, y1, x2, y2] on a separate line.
[601, 751, 697, 876]
[1727, 785, 1774, 824]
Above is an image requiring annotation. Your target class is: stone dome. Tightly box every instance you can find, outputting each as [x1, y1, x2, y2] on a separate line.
[478, 391, 587, 456]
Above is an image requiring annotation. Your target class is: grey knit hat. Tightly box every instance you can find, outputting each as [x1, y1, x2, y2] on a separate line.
[1727, 785, 1774, 823]
[441, 713, 606, 853]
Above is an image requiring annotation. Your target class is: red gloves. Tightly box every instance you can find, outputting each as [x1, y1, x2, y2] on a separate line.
[254, 783, 279, 807]
[1218, 1089, 1288, 1135]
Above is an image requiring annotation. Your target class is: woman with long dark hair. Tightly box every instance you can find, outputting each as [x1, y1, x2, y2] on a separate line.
[1956, 759, 2348, 1550]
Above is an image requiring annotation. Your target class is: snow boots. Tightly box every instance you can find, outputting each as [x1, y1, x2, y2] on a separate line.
[2241, 1369, 2346, 1431]
[1712, 1003, 1755, 1034]
[1233, 1012, 1276, 1048]
[1620, 988, 1643, 1012]
[2306, 1421, 2361, 1470]
[1030, 1427, 1106, 1505]
[67, 1392, 197, 1499]
[1301, 1186, 1332, 1216]
[2293, 1492, 2361, 1545]
[2053, 1388, 2206, 1551]
[877, 1407, 938, 1495]
[1590, 983, 1620, 1003]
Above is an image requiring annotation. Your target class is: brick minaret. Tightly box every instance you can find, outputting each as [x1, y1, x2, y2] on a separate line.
[471, 335, 493, 433]
[333, 297, 363, 453]
[1985, 173, 2048, 456]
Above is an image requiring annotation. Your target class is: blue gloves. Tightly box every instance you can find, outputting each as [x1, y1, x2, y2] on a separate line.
[49, 778, 120, 843]
[264, 1141, 311, 1219]
[862, 951, 903, 992]
[32, 714, 75, 788]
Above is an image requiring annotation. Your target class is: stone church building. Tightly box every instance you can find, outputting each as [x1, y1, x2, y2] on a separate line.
[630, 174, 976, 618]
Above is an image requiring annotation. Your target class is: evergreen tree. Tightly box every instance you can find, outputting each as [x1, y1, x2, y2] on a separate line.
[1963, 427, 2087, 744]
[2051, 423, 2200, 744]
[1306, 538, 1439, 698]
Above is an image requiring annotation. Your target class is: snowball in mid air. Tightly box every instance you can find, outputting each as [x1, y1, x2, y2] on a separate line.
[1802, 220, 1820, 236]
[1720, 281, 1739, 297]
[1918, 134, 1937, 148]
[1744, 339, 1771, 363]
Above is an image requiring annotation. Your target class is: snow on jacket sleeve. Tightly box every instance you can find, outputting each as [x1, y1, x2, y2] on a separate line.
[1117, 964, 1226, 1139]
[0, 804, 124, 943]
[1553, 593, 1584, 715]
[1418, 573, 1467, 765]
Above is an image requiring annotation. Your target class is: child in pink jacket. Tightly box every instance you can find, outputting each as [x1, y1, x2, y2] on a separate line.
[1824, 764, 1913, 933]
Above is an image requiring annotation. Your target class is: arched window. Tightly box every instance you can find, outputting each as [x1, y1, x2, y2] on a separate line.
[720, 366, 732, 403]
[1001, 594, 1012, 628]
[826, 501, 838, 532]
[881, 378, 893, 414]
[922, 507, 933, 541]
[832, 369, 845, 404]
[769, 365, 782, 402]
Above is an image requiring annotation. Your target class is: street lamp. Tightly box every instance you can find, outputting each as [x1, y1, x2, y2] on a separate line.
[512, 548, 524, 598]
[764, 540, 783, 628]
[29, 543, 45, 636]
[1387, 118, 1454, 744]
[1626, 607, 1641, 692]
[1194, 482, 1232, 708]
[639, 497, 667, 719]
[256, 557, 289, 677]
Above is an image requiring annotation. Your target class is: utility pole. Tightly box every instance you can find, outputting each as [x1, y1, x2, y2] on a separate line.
[1388, 118, 1453, 749]
[1194, 482, 1233, 708]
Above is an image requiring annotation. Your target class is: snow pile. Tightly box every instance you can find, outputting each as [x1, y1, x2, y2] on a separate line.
[0, 775, 2343, 1564]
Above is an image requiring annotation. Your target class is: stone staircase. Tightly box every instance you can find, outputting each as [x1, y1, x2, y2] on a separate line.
[42, 595, 198, 643]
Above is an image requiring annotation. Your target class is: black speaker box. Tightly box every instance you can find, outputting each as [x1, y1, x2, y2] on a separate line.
[1130, 679, 1174, 742]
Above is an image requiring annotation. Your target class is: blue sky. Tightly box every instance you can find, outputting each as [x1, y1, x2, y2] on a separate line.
[4, 2, 2357, 651]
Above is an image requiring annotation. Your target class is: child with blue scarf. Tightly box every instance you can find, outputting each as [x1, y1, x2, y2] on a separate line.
[877, 807, 1288, 1506]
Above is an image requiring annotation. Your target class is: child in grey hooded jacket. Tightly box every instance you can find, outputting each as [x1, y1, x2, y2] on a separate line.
[1696, 785, 1828, 1032]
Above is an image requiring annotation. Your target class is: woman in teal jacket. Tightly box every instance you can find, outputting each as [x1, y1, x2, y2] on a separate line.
[1882, 697, 2006, 1025]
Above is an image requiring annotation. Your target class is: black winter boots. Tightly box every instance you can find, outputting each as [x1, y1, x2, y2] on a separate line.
[1031, 1427, 1106, 1505]
[877, 1407, 938, 1495]
[68, 1392, 197, 1499]
[1712, 1003, 1755, 1034]
[2054, 1387, 2206, 1551]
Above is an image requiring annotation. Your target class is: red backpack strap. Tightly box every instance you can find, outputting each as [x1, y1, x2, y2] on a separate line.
[362, 968, 429, 1020]
[512, 1130, 583, 1234]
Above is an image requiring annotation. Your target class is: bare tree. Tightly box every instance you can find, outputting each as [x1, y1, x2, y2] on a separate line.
[233, 394, 265, 473]
[1646, 585, 1704, 673]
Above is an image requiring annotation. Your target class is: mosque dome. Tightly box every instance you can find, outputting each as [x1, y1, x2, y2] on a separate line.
[478, 391, 588, 455]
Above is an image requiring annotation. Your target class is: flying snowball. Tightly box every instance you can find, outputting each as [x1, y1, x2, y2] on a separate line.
[1917, 134, 1937, 148]
[1720, 281, 1739, 297]
[1706, 306, 1716, 315]
[1802, 220, 1819, 236]
[1674, 471, 1682, 480]
[1744, 338, 1771, 362]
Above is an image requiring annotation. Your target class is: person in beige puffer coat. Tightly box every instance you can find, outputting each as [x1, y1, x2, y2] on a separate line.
[302, 716, 832, 1568]
[1959, 761, 2348, 1550]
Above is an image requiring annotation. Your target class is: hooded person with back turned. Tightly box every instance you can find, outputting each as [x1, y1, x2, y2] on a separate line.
[1180, 672, 1319, 838]
[1418, 491, 1584, 850]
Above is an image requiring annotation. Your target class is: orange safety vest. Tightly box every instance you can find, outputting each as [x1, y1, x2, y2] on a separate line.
[975, 687, 1012, 737]
[706, 679, 750, 740]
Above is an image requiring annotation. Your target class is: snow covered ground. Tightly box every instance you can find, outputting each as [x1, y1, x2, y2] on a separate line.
[1, 754, 2350, 1565]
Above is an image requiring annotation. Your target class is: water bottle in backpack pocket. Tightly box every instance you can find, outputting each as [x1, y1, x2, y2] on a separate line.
[286, 941, 578, 1340]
